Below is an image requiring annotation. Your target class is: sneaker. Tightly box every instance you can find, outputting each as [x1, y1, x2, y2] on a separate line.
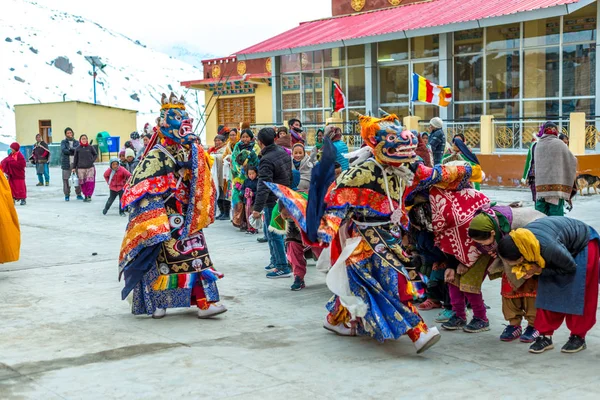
[520, 325, 540, 343]
[414, 327, 441, 354]
[323, 317, 357, 336]
[435, 309, 455, 323]
[102, 209, 108, 215]
[290, 276, 305, 291]
[152, 308, 166, 319]
[266, 268, 292, 279]
[35, 182, 43, 187]
[264, 264, 275, 271]
[463, 317, 490, 333]
[197, 303, 227, 319]
[529, 335, 554, 354]
[418, 299, 442, 311]
[45, 182, 49, 186]
[561, 335, 586, 354]
[77, 195, 84, 201]
[441, 315, 467, 331]
[257, 237, 268, 243]
[65, 196, 70, 202]
[500, 325, 522, 342]
[19, 199, 26, 206]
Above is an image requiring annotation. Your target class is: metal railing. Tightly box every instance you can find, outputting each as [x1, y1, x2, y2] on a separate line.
[418, 119, 482, 150]
[492, 117, 570, 152]
[585, 118, 600, 151]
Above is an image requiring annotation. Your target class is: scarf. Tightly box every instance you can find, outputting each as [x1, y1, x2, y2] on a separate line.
[534, 134, 577, 200]
[293, 159, 301, 169]
[508, 228, 546, 279]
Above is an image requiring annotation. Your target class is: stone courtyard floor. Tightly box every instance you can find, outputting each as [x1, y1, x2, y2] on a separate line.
[2, 166, 600, 399]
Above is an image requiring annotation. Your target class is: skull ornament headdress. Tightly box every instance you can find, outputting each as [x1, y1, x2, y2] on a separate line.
[357, 113, 417, 166]
[158, 92, 196, 145]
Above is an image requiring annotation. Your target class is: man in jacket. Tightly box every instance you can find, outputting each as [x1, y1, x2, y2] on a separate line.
[32, 134, 50, 186]
[428, 117, 446, 165]
[60, 127, 83, 201]
[252, 128, 293, 278]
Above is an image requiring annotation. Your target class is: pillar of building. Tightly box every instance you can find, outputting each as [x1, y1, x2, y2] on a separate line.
[569, 112, 586, 156]
[479, 115, 494, 155]
[403, 116, 420, 132]
[271, 56, 282, 124]
[365, 43, 378, 117]
[438, 33, 453, 121]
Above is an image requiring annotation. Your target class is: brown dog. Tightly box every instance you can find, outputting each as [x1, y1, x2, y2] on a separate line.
[577, 174, 600, 196]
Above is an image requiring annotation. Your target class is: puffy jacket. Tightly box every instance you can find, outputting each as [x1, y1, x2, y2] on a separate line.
[333, 140, 349, 171]
[254, 144, 292, 212]
[104, 162, 131, 192]
[73, 145, 97, 170]
[60, 138, 79, 170]
[428, 128, 446, 165]
[526, 217, 590, 276]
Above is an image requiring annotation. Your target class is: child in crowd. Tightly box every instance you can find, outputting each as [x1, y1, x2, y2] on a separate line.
[103, 158, 131, 216]
[292, 143, 313, 192]
[241, 166, 259, 234]
[119, 150, 127, 165]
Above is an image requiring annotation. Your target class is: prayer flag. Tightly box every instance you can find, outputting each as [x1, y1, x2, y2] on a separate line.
[331, 81, 347, 113]
[411, 73, 452, 107]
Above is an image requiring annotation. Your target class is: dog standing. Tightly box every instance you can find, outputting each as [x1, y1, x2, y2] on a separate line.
[577, 174, 600, 196]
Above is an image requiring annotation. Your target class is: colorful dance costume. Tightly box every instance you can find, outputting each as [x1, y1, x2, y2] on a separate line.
[118, 93, 225, 319]
[266, 114, 441, 354]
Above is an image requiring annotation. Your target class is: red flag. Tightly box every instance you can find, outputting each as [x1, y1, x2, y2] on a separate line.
[331, 81, 346, 113]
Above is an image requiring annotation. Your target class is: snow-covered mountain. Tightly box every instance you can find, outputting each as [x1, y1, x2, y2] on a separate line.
[0, 0, 207, 145]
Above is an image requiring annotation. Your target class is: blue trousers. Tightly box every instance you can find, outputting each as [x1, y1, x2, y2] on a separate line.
[263, 205, 287, 269]
[37, 163, 50, 183]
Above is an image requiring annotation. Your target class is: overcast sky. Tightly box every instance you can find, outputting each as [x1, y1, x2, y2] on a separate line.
[34, 0, 331, 57]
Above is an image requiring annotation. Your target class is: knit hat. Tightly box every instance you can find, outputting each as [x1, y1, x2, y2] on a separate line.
[125, 148, 135, 158]
[10, 142, 20, 152]
[430, 117, 443, 129]
[241, 129, 254, 140]
[119, 150, 126, 157]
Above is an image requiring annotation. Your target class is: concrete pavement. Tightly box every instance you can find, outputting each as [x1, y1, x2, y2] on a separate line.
[2, 166, 600, 399]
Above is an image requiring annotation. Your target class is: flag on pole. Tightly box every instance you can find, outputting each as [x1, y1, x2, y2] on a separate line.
[331, 81, 347, 113]
[411, 73, 452, 107]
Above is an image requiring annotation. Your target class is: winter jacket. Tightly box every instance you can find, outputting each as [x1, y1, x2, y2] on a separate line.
[33, 141, 50, 163]
[60, 138, 79, 170]
[240, 178, 258, 203]
[73, 145, 97, 170]
[525, 217, 590, 276]
[428, 128, 446, 165]
[0, 151, 26, 179]
[254, 144, 293, 212]
[121, 160, 139, 174]
[104, 164, 131, 192]
[293, 155, 314, 192]
[333, 140, 349, 171]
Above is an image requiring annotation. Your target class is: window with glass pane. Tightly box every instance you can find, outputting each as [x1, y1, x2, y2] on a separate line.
[347, 45, 365, 66]
[413, 62, 439, 82]
[487, 51, 520, 100]
[301, 52, 322, 71]
[454, 29, 483, 54]
[487, 101, 519, 118]
[523, 100, 560, 117]
[381, 105, 409, 118]
[454, 54, 483, 101]
[283, 111, 300, 123]
[524, 17, 560, 47]
[324, 69, 346, 110]
[282, 73, 301, 110]
[414, 104, 439, 121]
[281, 54, 301, 73]
[347, 67, 366, 107]
[379, 65, 409, 104]
[378, 39, 409, 62]
[323, 48, 345, 68]
[524, 47, 560, 98]
[302, 72, 324, 109]
[563, 98, 595, 115]
[563, 3, 597, 43]
[563, 44, 596, 97]
[486, 23, 520, 51]
[411, 35, 439, 59]
[455, 103, 483, 119]
[302, 110, 324, 124]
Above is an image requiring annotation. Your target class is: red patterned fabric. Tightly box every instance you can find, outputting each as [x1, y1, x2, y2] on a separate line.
[121, 173, 178, 207]
[430, 187, 490, 266]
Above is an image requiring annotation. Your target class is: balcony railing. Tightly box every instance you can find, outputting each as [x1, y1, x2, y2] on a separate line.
[418, 119, 481, 150]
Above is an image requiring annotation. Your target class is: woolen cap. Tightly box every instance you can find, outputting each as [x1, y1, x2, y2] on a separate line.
[430, 117, 443, 129]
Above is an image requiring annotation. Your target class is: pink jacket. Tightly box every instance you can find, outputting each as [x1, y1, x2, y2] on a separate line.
[104, 166, 131, 192]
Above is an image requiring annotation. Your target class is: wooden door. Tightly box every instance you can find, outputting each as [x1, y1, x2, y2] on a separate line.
[38, 120, 52, 143]
[217, 97, 256, 127]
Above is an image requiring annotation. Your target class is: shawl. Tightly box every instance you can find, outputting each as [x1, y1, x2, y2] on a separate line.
[509, 228, 546, 279]
[534, 134, 577, 200]
[0, 168, 20, 263]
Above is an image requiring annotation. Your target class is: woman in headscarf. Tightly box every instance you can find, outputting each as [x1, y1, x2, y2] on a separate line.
[230, 129, 260, 229]
[498, 217, 600, 354]
[309, 128, 325, 164]
[413, 130, 433, 167]
[275, 126, 292, 155]
[0, 165, 20, 263]
[468, 205, 544, 343]
[1, 143, 27, 205]
[72, 134, 98, 202]
[220, 127, 237, 220]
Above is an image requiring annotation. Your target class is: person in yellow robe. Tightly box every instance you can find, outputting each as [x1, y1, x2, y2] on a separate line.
[0, 164, 20, 263]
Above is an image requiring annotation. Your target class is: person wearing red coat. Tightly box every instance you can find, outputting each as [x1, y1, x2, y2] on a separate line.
[1, 143, 27, 205]
[103, 157, 131, 216]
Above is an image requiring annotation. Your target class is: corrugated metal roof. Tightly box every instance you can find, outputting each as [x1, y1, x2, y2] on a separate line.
[237, 0, 584, 57]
